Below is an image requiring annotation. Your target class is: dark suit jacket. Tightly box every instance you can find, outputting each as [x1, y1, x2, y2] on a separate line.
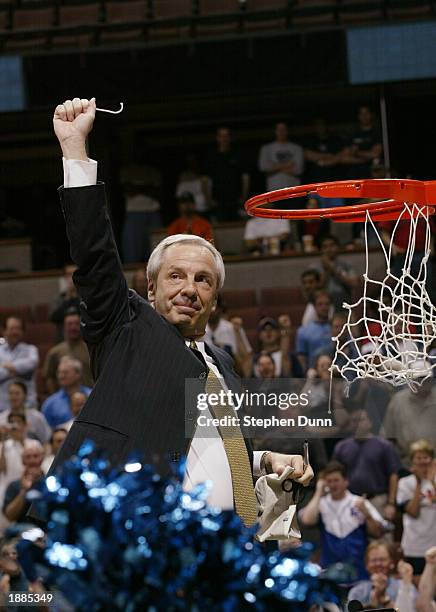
[48, 183, 253, 478]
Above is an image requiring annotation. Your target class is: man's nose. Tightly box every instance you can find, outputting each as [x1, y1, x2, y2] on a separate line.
[180, 278, 197, 298]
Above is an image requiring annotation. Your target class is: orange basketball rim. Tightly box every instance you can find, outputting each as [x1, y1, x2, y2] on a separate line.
[245, 179, 436, 222]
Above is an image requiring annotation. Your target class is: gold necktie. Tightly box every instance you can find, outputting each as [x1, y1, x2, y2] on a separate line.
[190, 341, 258, 527]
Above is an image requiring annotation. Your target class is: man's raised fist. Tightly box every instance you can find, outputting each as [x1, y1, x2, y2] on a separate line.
[53, 97, 96, 159]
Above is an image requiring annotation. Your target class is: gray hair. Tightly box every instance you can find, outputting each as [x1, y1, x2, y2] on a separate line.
[59, 356, 83, 376]
[23, 440, 44, 456]
[146, 234, 225, 290]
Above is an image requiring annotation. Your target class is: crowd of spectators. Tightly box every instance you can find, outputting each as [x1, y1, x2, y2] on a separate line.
[0, 247, 435, 608]
[0, 104, 435, 609]
[118, 104, 384, 263]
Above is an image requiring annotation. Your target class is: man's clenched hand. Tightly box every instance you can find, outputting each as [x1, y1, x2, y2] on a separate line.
[264, 452, 314, 486]
[53, 97, 96, 160]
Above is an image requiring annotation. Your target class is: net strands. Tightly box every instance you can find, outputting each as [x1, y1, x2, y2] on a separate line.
[332, 202, 436, 391]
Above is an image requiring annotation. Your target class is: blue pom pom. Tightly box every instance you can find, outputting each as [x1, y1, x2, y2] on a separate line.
[17, 442, 345, 610]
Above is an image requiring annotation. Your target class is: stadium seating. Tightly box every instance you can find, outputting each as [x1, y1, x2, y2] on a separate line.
[34, 303, 50, 323]
[260, 286, 304, 306]
[105, 0, 148, 22]
[0, 10, 9, 32]
[339, 0, 385, 24]
[0, 305, 33, 325]
[0, 0, 431, 52]
[100, 0, 147, 45]
[221, 288, 257, 308]
[149, 0, 192, 39]
[227, 306, 261, 329]
[25, 322, 57, 345]
[12, 6, 55, 30]
[195, 0, 242, 36]
[58, 3, 101, 27]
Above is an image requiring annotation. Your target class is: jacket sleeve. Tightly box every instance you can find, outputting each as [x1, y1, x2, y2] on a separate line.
[59, 183, 130, 345]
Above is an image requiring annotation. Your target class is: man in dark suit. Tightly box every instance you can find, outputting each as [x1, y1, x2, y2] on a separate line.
[46, 97, 313, 526]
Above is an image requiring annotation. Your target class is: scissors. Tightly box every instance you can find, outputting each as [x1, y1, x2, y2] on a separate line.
[281, 441, 309, 504]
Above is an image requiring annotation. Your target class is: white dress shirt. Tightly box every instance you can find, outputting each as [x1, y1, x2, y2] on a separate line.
[0, 341, 39, 410]
[63, 158, 265, 510]
[204, 318, 252, 357]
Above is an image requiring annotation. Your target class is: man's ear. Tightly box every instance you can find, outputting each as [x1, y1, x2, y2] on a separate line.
[211, 293, 218, 312]
[147, 278, 156, 305]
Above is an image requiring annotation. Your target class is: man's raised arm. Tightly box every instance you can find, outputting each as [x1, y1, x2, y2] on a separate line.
[54, 98, 129, 345]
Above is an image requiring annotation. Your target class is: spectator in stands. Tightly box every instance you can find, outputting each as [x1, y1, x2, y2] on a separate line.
[347, 541, 417, 610]
[313, 312, 360, 382]
[41, 357, 91, 428]
[258, 122, 304, 191]
[347, 377, 394, 434]
[299, 197, 326, 251]
[397, 440, 436, 577]
[244, 216, 291, 255]
[296, 291, 332, 372]
[0, 382, 51, 446]
[300, 269, 334, 326]
[204, 126, 250, 222]
[43, 309, 93, 394]
[49, 263, 79, 342]
[417, 546, 436, 612]
[0, 412, 35, 533]
[301, 354, 348, 446]
[253, 352, 276, 379]
[300, 461, 386, 580]
[58, 390, 87, 431]
[3, 441, 45, 524]
[384, 380, 436, 466]
[379, 214, 435, 287]
[0, 540, 30, 604]
[167, 192, 213, 243]
[42, 428, 68, 474]
[0, 317, 39, 412]
[314, 235, 358, 310]
[204, 295, 252, 377]
[313, 311, 346, 359]
[339, 105, 383, 179]
[120, 162, 162, 263]
[333, 407, 400, 521]
[176, 153, 209, 216]
[256, 316, 303, 378]
[131, 268, 148, 299]
[304, 118, 343, 186]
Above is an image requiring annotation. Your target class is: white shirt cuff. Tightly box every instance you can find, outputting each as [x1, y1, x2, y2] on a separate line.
[253, 450, 268, 477]
[63, 157, 98, 188]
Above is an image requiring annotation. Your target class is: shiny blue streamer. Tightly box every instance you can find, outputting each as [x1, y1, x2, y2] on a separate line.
[18, 442, 350, 611]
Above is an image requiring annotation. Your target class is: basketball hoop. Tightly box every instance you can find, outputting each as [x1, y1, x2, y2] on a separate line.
[245, 179, 436, 391]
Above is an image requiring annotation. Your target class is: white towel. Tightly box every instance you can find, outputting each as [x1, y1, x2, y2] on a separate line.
[255, 465, 302, 542]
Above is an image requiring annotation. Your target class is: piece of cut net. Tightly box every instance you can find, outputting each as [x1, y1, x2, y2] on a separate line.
[332, 202, 436, 392]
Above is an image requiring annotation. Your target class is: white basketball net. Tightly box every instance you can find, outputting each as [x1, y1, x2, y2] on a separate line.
[332, 202, 436, 392]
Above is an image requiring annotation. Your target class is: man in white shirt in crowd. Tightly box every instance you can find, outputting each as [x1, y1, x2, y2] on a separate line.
[397, 440, 436, 578]
[204, 295, 252, 377]
[258, 122, 304, 191]
[300, 269, 334, 327]
[244, 216, 291, 254]
[300, 461, 386, 580]
[0, 317, 39, 411]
